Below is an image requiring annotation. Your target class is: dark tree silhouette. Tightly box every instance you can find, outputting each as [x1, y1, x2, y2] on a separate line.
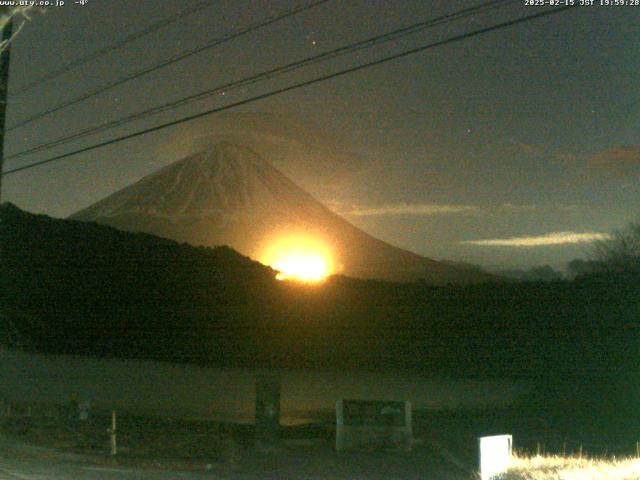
[592, 221, 640, 273]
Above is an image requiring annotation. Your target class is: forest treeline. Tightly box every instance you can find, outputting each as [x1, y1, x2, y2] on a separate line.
[1, 202, 637, 383]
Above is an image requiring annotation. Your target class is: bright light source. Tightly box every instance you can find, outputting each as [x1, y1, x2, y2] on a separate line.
[273, 253, 327, 281]
[259, 234, 334, 282]
[479, 434, 512, 480]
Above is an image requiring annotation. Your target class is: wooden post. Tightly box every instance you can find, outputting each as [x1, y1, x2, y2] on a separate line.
[636, 441, 639, 458]
[578, 444, 582, 459]
[108, 410, 117, 456]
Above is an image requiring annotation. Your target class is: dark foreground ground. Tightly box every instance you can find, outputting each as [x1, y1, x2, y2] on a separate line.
[0, 411, 487, 480]
[2, 407, 636, 480]
[0, 435, 472, 480]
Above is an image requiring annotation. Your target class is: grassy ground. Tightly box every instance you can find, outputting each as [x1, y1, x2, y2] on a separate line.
[497, 454, 640, 480]
[0, 413, 474, 479]
[4, 409, 639, 479]
[0, 412, 247, 463]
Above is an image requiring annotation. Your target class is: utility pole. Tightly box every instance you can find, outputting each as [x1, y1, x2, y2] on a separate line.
[0, 11, 13, 202]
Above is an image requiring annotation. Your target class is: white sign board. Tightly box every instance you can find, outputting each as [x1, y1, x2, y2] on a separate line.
[479, 434, 512, 480]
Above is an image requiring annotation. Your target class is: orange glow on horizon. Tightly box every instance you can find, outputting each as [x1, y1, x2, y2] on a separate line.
[260, 234, 333, 282]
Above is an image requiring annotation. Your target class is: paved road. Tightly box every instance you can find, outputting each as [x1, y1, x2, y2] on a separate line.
[0, 457, 219, 480]
[0, 450, 469, 480]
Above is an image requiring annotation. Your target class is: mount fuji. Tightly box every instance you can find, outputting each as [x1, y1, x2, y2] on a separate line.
[71, 142, 491, 284]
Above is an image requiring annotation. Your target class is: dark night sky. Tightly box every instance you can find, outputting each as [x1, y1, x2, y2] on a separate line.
[3, 0, 639, 271]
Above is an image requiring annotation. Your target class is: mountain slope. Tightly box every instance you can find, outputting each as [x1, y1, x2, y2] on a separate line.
[71, 142, 491, 284]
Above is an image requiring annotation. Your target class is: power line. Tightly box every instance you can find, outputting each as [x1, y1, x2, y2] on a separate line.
[12, 0, 216, 96]
[1, 5, 577, 178]
[6, 0, 515, 161]
[7, 0, 331, 130]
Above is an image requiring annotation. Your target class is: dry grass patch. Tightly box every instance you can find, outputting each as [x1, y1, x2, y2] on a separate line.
[496, 453, 640, 480]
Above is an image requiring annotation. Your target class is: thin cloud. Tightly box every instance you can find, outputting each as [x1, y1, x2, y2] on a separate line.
[500, 203, 538, 212]
[461, 231, 611, 247]
[516, 143, 543, 155]
[499, 204, 585, 214]
[552, 152, 579, 163]
[346, 203, 479, 216]
[585, 145, 640, 178]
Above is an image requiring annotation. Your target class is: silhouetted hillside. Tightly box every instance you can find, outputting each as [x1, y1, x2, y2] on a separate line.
[2, 204, 638, 391]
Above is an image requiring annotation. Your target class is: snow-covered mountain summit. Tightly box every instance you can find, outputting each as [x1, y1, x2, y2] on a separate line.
[71, 142, 492, 284]
[73, 142, 324, 221]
